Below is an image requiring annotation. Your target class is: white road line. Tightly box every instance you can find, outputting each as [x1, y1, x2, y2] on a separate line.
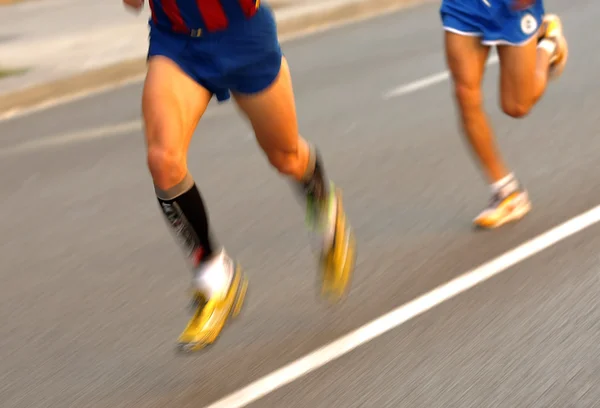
[202, 203, 600, 408]
[0, 104, 234, 156]
[0, 120, 142, 157]
[383, 55, 499, 99]
[0, 75, 145, 122]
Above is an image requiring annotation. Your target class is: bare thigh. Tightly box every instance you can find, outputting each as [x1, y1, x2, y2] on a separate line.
[143, 56, 213, 189]
[232, 57, 300, 156]
[444, 31, 490, 110]
[497, 36, 538, 117]
[445, 31, 511, 182]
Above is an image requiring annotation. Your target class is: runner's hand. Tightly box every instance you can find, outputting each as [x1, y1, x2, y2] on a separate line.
[124, 0, 144, 12]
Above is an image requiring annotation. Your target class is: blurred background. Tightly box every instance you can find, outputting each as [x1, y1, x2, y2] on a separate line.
[1, 0, 600, 407]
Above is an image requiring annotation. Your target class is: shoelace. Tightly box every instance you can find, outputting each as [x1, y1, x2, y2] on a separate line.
[488, 191, 509, 208]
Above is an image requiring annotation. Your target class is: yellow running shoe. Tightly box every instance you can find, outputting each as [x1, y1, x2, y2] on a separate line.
[177, 254, 248, 353]
[539, 14, 568, 80]
[307, 183, 357, 302]
[473, 189, 531, 230]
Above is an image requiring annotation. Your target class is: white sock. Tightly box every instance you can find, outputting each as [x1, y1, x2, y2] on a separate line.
[538, 39, 557, 59]
[193, 250, 232, 298]
[491, 173, 518, 197]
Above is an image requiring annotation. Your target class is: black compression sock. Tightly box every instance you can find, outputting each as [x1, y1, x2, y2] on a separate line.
[155, 173, 217, 266]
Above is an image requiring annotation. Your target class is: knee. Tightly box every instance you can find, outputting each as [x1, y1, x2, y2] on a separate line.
[146, 141, 187, 190]
[453, 82, 483, 117]
[500, 98, 532, 119]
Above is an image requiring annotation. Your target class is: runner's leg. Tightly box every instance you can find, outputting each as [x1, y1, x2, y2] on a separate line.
[233, 55, 357, 301]
[144, 55, 246, 352]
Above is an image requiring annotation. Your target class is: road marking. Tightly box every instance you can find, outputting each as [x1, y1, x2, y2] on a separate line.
[203, 203, 600, 408]
[0, 104, 234, 156]
[0, 120, 142, 157]
[0, 75, 145, 122]
[383, 55, 499, 99]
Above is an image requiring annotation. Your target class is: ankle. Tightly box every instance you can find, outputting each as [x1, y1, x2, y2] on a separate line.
[193, 250, 232, 298]
[490, 173, 519, 197]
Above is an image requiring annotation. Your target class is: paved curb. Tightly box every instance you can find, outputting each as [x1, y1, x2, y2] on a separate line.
[0, 0, 433, 116]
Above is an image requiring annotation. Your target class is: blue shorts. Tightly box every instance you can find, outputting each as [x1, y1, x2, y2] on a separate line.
[147, 6, 282, 102]
[440, 0, 545, 46]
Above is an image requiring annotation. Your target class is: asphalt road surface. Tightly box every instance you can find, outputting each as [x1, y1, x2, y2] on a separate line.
[2, 1, 600, 407]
